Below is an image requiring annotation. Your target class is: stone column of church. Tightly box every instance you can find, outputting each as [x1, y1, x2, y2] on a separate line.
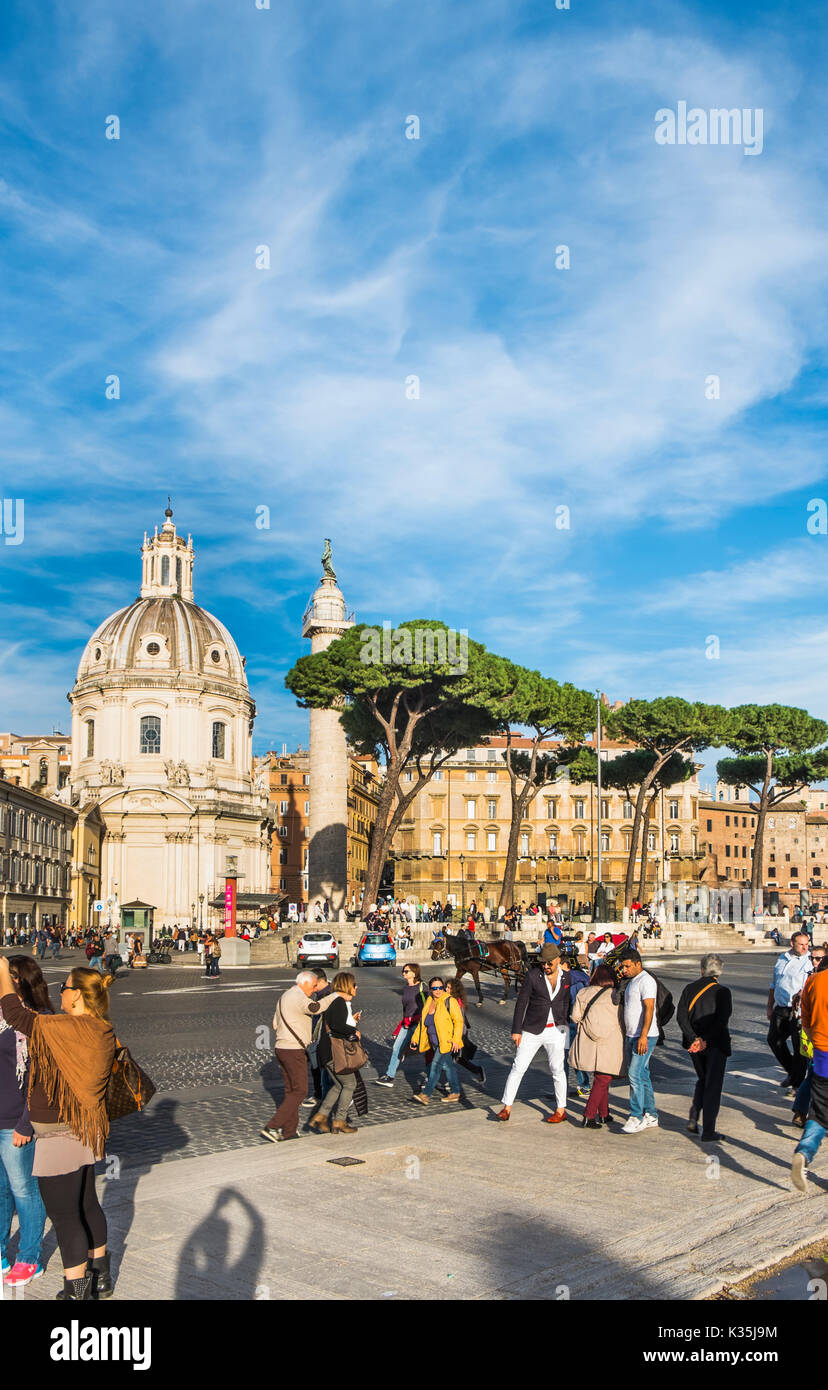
[302, 551, 354, 918]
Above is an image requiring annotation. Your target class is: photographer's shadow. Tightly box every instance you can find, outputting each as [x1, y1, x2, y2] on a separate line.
[175, 1188, 265, 1301]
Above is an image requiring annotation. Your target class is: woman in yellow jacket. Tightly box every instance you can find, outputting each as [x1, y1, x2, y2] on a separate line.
[410, 976, 464, 1104]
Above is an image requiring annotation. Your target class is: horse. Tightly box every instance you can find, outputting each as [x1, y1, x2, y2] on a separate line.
[431, 931, 526, 1006]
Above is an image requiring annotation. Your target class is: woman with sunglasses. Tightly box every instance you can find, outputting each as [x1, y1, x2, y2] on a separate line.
[375, 963, 428, 1088]
[0, 957, 115, 1301]
[410, 977, 464, 1105]
[0, 956, 50, 1288]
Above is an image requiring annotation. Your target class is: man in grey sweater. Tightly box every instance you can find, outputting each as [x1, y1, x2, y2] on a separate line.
[260, 971, 323, 1143]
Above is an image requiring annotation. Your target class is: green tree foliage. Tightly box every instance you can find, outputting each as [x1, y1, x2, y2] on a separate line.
[470, 668, 595, 911]
[286, 620, 515, 915]
[717, 704, 828, 908]
[605, 698, 731, 909]
[569, 747, 695, 903]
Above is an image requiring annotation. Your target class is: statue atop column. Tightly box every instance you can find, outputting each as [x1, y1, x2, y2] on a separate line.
[321, 538, 337, 582]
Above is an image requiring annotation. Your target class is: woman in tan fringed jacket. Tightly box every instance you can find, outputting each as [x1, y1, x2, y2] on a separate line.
[0, 955, 115, 1301]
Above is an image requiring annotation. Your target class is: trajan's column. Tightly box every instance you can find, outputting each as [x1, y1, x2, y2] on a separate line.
[301, 541, 354, 916]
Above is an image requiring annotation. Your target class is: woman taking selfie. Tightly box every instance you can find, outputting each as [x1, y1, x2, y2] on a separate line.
[0, 956, 116, 1301]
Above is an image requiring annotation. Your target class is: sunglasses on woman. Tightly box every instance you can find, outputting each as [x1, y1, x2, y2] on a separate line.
[431, 985, 445, 992]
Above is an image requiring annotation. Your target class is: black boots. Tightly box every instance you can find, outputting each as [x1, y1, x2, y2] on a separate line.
[90, 1251, 114, 1299]
[56, 1271, 95, 1300]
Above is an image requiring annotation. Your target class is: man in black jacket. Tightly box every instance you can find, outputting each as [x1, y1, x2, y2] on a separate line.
[676, 953, 732, 1143]
[494, 945, 571, 1123]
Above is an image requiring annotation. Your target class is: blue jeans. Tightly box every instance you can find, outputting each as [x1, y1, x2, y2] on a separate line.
[625, 1036, 658, 1119]
[0, 1130, 46, 1267]
[567, 1023, 589, 1089]
[423, 1049, 459, 1097]
[89, 955, 103, 972]
[794, 1068, 812, 1117]
[386, 1024, 413, 1079]
[795, 1118, 826, 1165]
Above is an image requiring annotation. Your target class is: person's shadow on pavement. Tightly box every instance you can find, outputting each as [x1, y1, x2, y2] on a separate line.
[175, 1189, 265, 1301]
[97, 1097, 190, 1288]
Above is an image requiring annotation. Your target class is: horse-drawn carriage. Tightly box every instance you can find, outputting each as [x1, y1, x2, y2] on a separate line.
[431, 927, 528, 1005]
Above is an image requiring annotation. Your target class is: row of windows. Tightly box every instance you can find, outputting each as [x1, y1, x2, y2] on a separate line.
[430, 829, 697, 855]
[84, 718, 231, 760]
[0, 854, 71, 892]
[0, 807, 67, 848]
[277, 772, 310, 786]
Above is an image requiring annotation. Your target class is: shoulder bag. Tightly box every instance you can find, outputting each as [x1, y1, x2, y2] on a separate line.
[106, 1037, 157, 1120]
[325, 1005, 369, 1074]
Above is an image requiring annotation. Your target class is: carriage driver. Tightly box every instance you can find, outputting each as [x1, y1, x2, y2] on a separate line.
[493, 944, 571, 1124]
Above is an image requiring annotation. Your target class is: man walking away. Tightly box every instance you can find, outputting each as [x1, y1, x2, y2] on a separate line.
[792, 952, 828, 1192]
[494, 945, 570, 1124]
[103, 931, 118, 977]
[619, 950, 660, 1134]
[677, 954, 732, 1143]
[767, 932, 812, 1094]
[260, 971, 320, 1143]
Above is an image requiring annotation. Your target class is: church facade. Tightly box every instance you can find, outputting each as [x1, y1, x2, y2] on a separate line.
[67, 507, 273, 930]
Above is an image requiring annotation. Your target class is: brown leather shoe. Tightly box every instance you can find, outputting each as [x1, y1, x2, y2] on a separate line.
[440, 1092, 461, 1103]
[493, 1107, 510, 1121]
[331, 1119, 357, 1134]
[411, 1093, 429, 1106]
[308, 1115, 330, 1133]
[545, 1109, 567, 1124]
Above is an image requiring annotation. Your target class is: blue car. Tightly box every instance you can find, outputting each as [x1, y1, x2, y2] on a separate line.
[356, 931, 397, 967]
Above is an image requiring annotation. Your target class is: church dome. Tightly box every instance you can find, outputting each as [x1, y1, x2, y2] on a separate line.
[74, 506, 247, 687]
[77, 595, 247, 685]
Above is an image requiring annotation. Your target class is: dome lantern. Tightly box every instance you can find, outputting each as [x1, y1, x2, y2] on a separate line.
[140, 501, 194, 600]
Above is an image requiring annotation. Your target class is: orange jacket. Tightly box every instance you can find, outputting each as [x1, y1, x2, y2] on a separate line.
[801, 970, 828, 1053]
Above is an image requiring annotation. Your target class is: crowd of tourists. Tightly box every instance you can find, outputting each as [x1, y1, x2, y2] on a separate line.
[255, 927, 828, 1197]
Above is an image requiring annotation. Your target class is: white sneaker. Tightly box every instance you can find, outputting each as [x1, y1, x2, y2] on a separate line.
[641, 1113, 659, 1130]
[791, 1152, 810, 1193]
[622, 1116, 645, 1134]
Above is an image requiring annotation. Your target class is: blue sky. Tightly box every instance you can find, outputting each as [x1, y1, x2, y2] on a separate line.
[1, 0, 828, 762]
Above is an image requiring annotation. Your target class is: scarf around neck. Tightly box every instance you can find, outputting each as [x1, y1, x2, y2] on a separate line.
[0, 1003, 28, 1088]
[28, 1013, 115, 1157]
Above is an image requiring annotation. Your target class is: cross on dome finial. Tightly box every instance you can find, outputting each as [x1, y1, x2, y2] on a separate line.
[165, 497, 173, 520]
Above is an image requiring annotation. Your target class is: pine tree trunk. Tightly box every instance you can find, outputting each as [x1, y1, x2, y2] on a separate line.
[750, 749, 774, 915]
[637, 792, 657, 901]
[362, 770, 401, 916]
[499, 785, 526, 912]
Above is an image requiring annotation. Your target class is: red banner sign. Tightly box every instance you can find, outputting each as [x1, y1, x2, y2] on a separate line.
[224, 878, 237, 938]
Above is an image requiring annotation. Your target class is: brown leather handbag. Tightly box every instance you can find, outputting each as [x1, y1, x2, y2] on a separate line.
[327, 1023, 368, 1075]
[106, 1038, 157, 1120]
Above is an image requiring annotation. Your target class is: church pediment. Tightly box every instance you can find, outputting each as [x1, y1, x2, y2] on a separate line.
[98, 786, 195, 814]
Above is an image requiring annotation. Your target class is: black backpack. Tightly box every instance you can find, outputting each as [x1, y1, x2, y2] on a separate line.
[652, 975, 675, 1046]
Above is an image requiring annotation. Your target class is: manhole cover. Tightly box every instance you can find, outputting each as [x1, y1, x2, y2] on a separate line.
[327, 1156, 366, 1167]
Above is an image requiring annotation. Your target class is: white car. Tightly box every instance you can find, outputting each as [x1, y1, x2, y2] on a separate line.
[296, 931, 340, 970]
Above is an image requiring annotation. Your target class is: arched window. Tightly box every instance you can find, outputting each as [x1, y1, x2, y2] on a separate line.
[212, 722, 226, 759]
[161, 555, 170, 586]
[39, 757, 48, 783]
[175, 557, 182, 591]
[85, 720, 95, 758]
[140, 715, 161, 754]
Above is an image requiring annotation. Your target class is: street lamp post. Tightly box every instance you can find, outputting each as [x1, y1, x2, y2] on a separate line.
[198, 893, 204, 930]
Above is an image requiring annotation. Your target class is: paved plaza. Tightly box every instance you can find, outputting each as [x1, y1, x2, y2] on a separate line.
[2, 947, 826, 1301]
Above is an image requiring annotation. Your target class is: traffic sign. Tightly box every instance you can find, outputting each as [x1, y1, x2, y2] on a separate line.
[93, 901, 104, 913]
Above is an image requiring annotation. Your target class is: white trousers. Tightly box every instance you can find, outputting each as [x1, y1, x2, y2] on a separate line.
[502, 1025, 568, 1110]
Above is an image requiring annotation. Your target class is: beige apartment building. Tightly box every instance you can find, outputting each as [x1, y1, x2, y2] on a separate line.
[0, 771, 77, 939]
[390, 734, 704, 916]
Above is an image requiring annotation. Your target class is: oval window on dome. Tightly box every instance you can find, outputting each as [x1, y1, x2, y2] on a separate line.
[146, 641, 161, 656]
[210, 649, 222, 663]
[94, 648, 102, 661]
